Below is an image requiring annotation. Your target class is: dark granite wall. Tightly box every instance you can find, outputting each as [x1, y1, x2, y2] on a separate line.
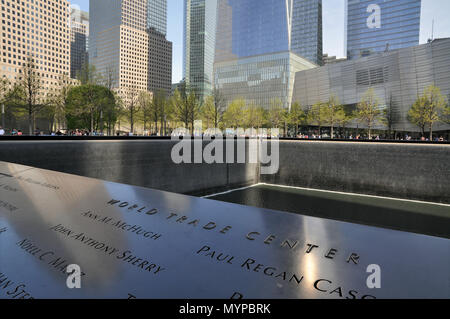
[0, 139, 449, 203]
[0, 139, 259, 196]
[261, 141, 450, 204]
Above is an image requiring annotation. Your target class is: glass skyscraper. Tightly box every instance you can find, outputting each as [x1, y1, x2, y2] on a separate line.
[183, 0, 218, 101]
[214, 0, 321, 110]
[215, 0, 322, 65]
[148, 0, 167, 35]
[346, 0, 421, 60]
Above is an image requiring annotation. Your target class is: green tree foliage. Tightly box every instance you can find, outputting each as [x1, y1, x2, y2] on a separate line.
[442, 103, 450, 125]
[19, 57, 45, 135]
[0, 78, 10, 104]
[289, 102, 306, 136]
[156, 90, 170, 136]
[76, 62, 101, 85]
[381, 93, 398, 139]
[354, 88, 382, 139]
[172, 88, 189, 130]
[223, 98, 245, 129]
[66, 84, 116, 133]
[172, 84, 201, 133]
[43, 76, 72, 132]
[202, 89, 226, 130]
[307, 102, 327, 135]
[322, 95, 345, 139]
[244, 103, 266, 129]
[138, 91, 153, 133]
[408, 85, 447, 139]
[267, 98, 287, 134]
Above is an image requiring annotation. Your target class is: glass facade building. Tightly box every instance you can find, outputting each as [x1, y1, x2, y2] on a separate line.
[147, 0, 167, 35]
[215, 51, 317, 110]
[215, 0, 322, 65]
[291, 0, 323, 65]
[213, 0, 321, 110]
[292, 38, 450, 132]
[346, 0, 421, 60]
[183, 0, 218, 101]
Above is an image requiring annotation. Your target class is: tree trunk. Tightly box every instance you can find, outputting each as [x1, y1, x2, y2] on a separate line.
[90, 110, 94, 134]
[429, 124, 433, 140]
[331, 125, 334, 139]
[28, 108, 33, 136]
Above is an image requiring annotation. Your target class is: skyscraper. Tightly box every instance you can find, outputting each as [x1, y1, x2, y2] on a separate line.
[213, 0, 320, 109]
[148, 0, 167, 36]
[215, 0, 323, 65]
[346, 0, 421, 60]
[90, 0, 149, 97]
[291, 0, 323, 65]
[147, 28, 172, 94]
[0, 0, 71, 91]
[70, 6, 89, 79]
[183, 0, 218, 101]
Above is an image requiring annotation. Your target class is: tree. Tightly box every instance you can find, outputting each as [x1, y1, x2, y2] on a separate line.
[66, 84, 115, 133]
[268, 98, 286, 135]
[244, 103, 266, 129]
[172, 88, 189, 130]
[223, 98, 245, 129]
[354, 88, 382, 139]
[124, 86, 141, 134]
[155, 89, 169, 136]
[103, 96, 120, 136]
[138, 91, 153, 134]
[0, 78, 10, 104]
[289, 102, 306, 137]
[187, 90, 201, 133]
[102, 64, 118, 90]
[20, 57, 45, 135]
[442, 103, 450, 125]
[307, 102, 327, 136]
[44, 75, 72, 132]
[381, 93, 398, 139]
[77, 62, 100, 85]
[408, 85, 446, 140]
[322, 95, 345, 139]
[202, 89, 226, 131]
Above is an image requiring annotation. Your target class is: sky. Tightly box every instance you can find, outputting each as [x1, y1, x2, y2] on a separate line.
[70, 0, 450, 84]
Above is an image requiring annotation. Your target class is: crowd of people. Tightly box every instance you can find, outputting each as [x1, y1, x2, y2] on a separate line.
[0, 126, 447, 141]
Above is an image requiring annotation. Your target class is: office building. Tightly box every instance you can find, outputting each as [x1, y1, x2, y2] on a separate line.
[0, 0, 71, 94]
[90, 0, 171, 101]
[183, 0, 218, 101]
[69, 6, 89, 79]
[215, 0, 322, 65]
[90, 0, 149, 99]
[215, 51, 316, 110]
[346, 0, 421, 60]
[147, 28, 172, 94]
[148, 0, 167, 36]
[214, 0, 321, 109]
[323, 54, 347, 65]
[292, 39, 450, 132]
